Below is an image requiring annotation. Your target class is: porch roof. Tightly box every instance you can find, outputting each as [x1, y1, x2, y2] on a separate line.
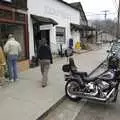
[31, 15, 58, 25]
[70, 23, 95, 31]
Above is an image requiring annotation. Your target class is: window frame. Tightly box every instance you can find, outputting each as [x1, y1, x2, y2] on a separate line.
[56, 26, 66, 44]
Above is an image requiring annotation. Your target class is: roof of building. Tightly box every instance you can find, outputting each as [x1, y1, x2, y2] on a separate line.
[57, 0, 87, 24]
[31, 15, 58, 25]
[57, 0, 78, 10]
[70, 23, 95, 31]
[70, 2, 88, 24]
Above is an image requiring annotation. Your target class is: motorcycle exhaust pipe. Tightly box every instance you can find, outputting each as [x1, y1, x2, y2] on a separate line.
[77, 88, 115, 102]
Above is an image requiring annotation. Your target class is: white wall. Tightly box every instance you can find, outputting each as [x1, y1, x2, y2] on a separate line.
[28, 13, 35, 58]
[71, 30, 80, 48]
[28, 0, 80, 58]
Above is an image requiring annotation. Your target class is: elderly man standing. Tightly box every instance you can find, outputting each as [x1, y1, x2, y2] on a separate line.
[4, 34, 21, 82]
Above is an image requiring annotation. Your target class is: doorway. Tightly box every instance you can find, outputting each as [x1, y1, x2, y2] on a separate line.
[40, 30, 50, 45]
[34, 28, 50, 56]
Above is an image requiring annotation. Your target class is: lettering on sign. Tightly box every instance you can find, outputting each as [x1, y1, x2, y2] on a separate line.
[44, 5, 71, 20]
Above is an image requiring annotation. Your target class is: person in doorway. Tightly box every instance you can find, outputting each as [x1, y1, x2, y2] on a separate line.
[0, 45, 6, 86]
[37, 39, 53, 87]
[4, 34, 21, 82]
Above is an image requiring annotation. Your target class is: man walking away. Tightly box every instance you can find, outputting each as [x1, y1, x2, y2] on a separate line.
[0, 46, 6, 86]
[4, 34, 21, 82]
[37, 39, 53, 87]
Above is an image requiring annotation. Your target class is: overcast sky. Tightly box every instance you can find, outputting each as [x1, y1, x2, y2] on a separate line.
[63, 0, 119, 20]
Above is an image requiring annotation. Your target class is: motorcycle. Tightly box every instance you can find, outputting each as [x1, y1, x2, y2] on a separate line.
[62, 52, 120, 103]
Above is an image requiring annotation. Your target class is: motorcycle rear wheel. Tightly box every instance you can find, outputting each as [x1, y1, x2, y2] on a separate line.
[65, 79, 81, 101]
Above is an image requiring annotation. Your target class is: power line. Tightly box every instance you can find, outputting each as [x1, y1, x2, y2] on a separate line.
[112, 0, 118, 11]
[86, 12, 116, 16]
[101, 10, 109, 20]
[115, 0, 118, 8]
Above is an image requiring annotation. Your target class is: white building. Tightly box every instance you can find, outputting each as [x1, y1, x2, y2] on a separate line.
[27, 0, 87, 59]
[97, 31, 116, 43]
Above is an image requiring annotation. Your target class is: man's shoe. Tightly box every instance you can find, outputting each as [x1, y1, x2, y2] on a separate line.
[15, 79, 19, 81]
[42, 84, 47, 88]
[10, 79, 14, 82]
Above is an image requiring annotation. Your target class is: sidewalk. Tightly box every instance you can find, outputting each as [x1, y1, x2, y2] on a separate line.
[0, 47, 108, 120]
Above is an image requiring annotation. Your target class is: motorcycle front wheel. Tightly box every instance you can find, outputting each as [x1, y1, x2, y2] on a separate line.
[65, 79, 81, 101]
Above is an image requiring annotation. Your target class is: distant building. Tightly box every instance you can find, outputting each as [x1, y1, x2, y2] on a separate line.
[97, 31, 116, 43]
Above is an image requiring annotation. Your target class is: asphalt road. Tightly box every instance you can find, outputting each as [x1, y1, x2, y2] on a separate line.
[75, 92, 120, 120]
[43, 44, 116, 120]
[75, 45, 120, 120]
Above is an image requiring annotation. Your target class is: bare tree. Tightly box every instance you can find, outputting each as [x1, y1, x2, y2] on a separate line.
[91, 19, 117, 37]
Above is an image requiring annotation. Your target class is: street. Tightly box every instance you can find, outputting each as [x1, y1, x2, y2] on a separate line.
[75, 95, 120, 120]
[39, 44, 119, 120]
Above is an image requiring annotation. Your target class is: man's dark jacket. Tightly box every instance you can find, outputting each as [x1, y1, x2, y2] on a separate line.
[37, 45, 53, 64]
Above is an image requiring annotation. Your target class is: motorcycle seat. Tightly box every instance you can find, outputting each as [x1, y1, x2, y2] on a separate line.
[72, 71, 88, 77]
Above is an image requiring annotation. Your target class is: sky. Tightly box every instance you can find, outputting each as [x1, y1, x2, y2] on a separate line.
[63, 0, 119, 20]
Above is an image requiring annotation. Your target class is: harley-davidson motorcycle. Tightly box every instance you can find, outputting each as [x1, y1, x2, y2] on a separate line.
[62, 52, 120, 103]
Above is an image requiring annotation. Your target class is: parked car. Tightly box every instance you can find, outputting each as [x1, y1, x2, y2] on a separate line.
[110, 41, 120, 59]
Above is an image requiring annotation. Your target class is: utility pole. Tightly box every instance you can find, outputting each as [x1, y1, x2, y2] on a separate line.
[116, 0, 120, 39]
[102, 10, 109, 21]
[102, 10, 109, 43]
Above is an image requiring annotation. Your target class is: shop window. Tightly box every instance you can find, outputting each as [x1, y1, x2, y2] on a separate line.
[15, 13, 25, 22]
[0, 24, 26, 60]
[0, 9, 12, 20]
[56, 27, 65, 44]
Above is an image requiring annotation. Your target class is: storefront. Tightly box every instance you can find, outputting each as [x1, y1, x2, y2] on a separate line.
[0, 2, 29, 71]
[28, 0, 81, 59]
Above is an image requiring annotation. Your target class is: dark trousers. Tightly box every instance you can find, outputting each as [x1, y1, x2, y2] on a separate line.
[39, 60, 50, 86]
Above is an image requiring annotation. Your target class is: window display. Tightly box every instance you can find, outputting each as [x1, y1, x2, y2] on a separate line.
[0, 24, 25, 60]
[56, 27, 65, 44]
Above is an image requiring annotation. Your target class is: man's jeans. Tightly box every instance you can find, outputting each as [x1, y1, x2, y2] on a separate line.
[8, 55, 18, 80]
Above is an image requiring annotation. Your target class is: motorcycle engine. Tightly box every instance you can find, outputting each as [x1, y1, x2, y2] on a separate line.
[98, 81, 110, 91]
[86, 82, 98, 96]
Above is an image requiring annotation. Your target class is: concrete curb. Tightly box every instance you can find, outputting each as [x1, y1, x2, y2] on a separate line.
[36, 95, 66, 120]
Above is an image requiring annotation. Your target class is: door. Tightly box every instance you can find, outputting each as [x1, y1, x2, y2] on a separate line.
[40, 30, 50, 45]
[35, 30, 50, 56]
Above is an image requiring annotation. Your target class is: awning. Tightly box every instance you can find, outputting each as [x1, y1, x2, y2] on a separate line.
[70, 23, 95, 31]
[31, 15, 58, 25]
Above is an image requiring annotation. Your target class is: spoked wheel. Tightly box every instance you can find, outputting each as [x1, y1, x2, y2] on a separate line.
[65, 80, 81, 101]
